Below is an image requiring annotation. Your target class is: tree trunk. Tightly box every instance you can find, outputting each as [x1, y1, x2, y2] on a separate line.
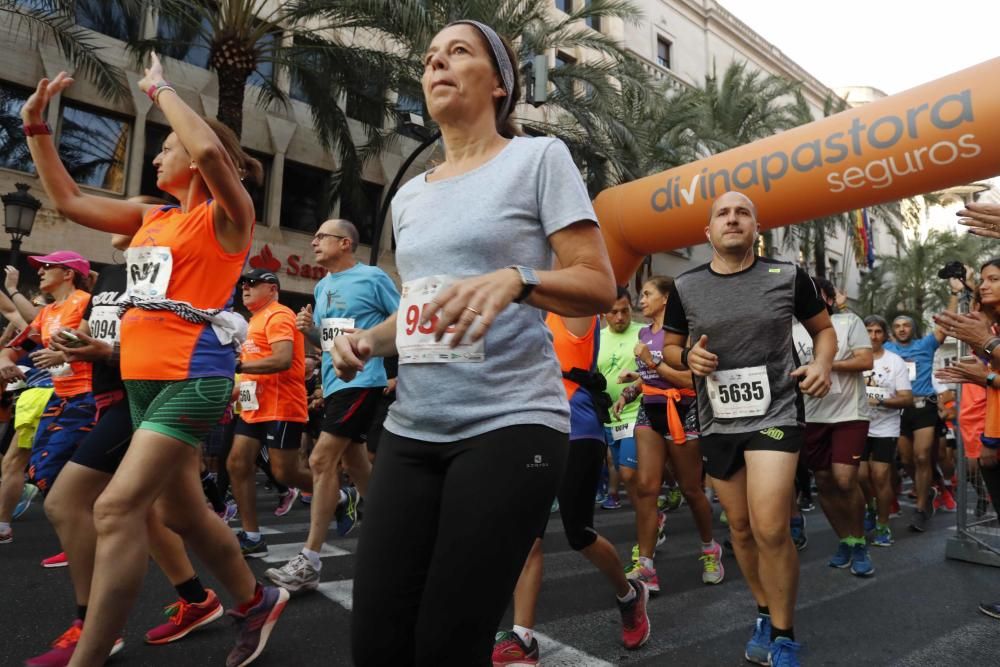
[215, 64, 248, 139]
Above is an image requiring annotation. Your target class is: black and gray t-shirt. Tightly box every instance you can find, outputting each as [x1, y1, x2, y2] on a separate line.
[664, 257, 825, 435]
[84, 264, 127, 395]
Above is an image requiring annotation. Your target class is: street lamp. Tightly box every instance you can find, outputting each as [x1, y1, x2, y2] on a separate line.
[1, 183, 41, 268]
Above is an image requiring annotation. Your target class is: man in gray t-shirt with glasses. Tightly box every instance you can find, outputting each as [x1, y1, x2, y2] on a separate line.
[661, 191, 834, 667]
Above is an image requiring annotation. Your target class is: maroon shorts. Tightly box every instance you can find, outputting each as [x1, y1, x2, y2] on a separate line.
[803, 420, 869, 470]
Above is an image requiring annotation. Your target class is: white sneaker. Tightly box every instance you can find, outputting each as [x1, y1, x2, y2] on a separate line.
[264, 554, 320, 593]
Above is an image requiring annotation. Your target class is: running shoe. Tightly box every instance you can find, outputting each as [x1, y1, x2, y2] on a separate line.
[491, 630, 539, 666]
[872, 526, 893, 547]
[41, 552, 68, 568]
[889, 497, 902, 518]
[237, 531, 268, 556]
[594, 492, 608, 506]
[978, 600, 1000, 620]
[624, 563, 660, 594]
[225, 585, 289, 667]
[664, 486, 683, 511]
[828, 541, 852, 569]
[274, 488, 299, 517]
[656, 494, 668, 511]
[656, 511, 667, 548]
[145, 589, 224, 644]
[629, 544, 640, 565]
[24, 620, 124, 667]
[797, 496, 815, 512]
[0, 527, 11, 544]
[790, 515, 808, 551]
[720, 509, 729, 526]
[863, 508, 877, 534]
[700, 541, 725, 584]
[335, 486, 361, 537]
[618, 579, 650, 650]
[769, 637, 802, 667]
[744, 615, 772, 666]
[849, 544, 874, 577]
[600, 495, 621, 510]
[935, 486, 957, 513]
[551, 498, 560, 513]
[264, 554, 320, 593]
[218, 500, 239, 523]
[910, 509, 929, 533]
[13, 482, 40, 519]
[927, 488, 938, 517]
[299, 492, 312, 506]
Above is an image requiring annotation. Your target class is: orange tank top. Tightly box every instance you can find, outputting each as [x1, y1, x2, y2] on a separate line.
[239, 301, 308, 423]
[546, 312, 598, 400]
[31, 289, 93, 397]
[120, 201, 250, 380]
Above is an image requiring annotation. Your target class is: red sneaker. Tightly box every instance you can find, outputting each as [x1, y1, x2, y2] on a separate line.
[491, 630, 540, 665]
[145, 589, 224, 645]
[937, 486, 957, 513]
[41, 551, 68, 568]
[889, 497, 902, 518]
[25, 620, 124, 667]
[619, 580, 651, 650]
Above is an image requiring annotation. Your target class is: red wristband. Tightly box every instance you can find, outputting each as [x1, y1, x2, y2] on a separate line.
[146, 81, 174, 103]
[22, 122, 52, 137]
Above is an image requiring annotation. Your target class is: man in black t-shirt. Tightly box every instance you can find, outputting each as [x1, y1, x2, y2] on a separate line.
[662, 192, 835, 667]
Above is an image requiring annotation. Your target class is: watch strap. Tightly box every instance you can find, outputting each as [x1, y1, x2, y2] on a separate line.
[22, 122, 52, 137]
[985, 337, 1000, 357]
[987, 372, 997, 388]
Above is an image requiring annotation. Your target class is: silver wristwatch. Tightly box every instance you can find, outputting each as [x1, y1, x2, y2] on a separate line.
[508, 265, 540, 303]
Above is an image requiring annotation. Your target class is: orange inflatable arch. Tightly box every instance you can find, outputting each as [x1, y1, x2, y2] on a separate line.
[594, 58, 1000, 284]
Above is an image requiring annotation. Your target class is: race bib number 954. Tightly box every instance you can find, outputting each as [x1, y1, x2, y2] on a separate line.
[397, 275, 485, 364]
[706, 366, 771, 419]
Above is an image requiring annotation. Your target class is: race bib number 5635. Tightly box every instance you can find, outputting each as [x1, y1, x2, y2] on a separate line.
[706, 366, 771, 419]
[397, 275, 485, 364]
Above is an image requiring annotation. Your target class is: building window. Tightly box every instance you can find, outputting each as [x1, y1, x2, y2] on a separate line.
[245, 150, 271, 223]
[289, 38, 322, 103]
[0, 82, 33, 173]
[138, 122, 172, 200]
[346, 81, 384, 126]
[584, 1, 601, 31]
[58, 103, 130, 193]
[247, 30, 279, 88]
[157, 14, 213, 69]
[396, 93, 427, 139]
[657, 37, 672, 69]
[76, 0, 142, 42]
[338, 180, 383, 246]
[280, 160, 331, 234]
[554, 52, 577, 96]
[554, 0, 572, 12]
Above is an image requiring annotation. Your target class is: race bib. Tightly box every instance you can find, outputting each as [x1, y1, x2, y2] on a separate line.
[611, 422, 635, 441]
[238, 380, 259, 412]
[89, 306, 120, 344]
[320, 318, 355, 353]
[397, 275, 485, 364]
[866, 386, 891, 401]
[48, 362, 74, 378]
[125, 246, 173, 299]
[706, 366, 771, 419]
[905, 361, 917, 382]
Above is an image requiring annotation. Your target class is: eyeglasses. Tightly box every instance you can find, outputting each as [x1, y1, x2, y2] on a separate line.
[312, 233, 346, 243]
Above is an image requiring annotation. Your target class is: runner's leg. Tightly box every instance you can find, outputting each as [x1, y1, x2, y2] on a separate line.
[305, 432, 352, 552]
[712, 467, 766, 606]
[634, 427, 666, 559]
[912, 426, 936, 513]
[0, 443, 30, 523]
[227, 433, 262, 534]
[667, 438, 714, 543]
[511, 539, 544, 629]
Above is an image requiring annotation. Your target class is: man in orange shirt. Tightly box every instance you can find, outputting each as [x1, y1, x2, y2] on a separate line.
[227, 269, 311, 555]
[0, 251, 96, 501]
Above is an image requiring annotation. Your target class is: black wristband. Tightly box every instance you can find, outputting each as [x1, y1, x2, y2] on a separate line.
[9, 291, 19, 298]
[680, 347, 690, 368]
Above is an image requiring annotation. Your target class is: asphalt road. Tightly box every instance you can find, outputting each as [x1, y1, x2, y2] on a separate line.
[2, 481, 998, 666]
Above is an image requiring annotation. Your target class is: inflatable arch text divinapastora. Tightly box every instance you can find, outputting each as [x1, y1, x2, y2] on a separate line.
[593, 58, 1000, 284]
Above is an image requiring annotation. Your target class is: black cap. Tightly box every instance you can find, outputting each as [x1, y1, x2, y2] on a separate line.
[240, 268, 280, 287]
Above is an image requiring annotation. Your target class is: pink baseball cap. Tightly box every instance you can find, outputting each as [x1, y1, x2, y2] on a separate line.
[28, 251, 91, 276]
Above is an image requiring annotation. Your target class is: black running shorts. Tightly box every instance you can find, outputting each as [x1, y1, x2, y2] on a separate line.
[700, 426, 803, 480]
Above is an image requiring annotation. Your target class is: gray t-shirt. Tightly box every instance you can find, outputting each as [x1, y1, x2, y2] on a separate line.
[384, 136, 597, 442]
[793, 311, 872, 423]
[664, 258, 826, 435]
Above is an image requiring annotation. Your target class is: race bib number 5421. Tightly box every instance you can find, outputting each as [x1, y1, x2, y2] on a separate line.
[397, 275, 485, 364]
[706, 366, 771, 419]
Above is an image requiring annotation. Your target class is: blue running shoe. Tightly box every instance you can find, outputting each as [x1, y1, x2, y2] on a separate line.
[13, 483, 39, 520]
[335, 486, 361, 537]
[744, 615, 771, 665]
[790, 515, 807, 551]
[828, 541, 852, 569]
[850, 544, 874, 577]
[769, 637, 802, 667]
[872, 526, 893, 547]
[237, 531, 268, 556]
[863, 509, 876, 535]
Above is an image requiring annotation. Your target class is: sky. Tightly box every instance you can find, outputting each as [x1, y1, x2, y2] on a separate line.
[718, 0, 1000, 95]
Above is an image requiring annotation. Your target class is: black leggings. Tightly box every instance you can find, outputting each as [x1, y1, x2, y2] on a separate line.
[542, 438, 605, 551]
[352, 425, 568, 667]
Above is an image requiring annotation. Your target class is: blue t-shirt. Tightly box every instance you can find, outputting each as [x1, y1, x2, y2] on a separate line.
[313, 263, 400, 397]
[885, 333, 939, 397]
[568, 319, 605, 442]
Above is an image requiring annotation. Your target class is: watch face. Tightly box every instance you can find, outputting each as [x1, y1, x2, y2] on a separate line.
[520, 266, 540, 285]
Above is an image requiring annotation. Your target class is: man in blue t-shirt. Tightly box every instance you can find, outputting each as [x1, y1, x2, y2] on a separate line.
[884, 308, 953, 533]
[265, 219, 399, 593]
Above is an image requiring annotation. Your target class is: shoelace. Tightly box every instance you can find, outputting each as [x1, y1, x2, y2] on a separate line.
[53, 625, 82, 649]
[162, 599, 192, 626]
[700, 552, 719, 573]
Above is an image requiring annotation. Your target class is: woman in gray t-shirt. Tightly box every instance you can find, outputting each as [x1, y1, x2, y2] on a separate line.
[335, 20, 616, 666]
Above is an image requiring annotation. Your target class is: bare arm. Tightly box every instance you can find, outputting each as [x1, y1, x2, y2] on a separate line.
[240, 340, 293, 374]
[932, 292, 959, 344]
[0, 291, 27, 330]
[332, 313, 398, 381]
[790, 310, 836, 397]
[21, 74, 149, 234]
[832, 348, 873, 373]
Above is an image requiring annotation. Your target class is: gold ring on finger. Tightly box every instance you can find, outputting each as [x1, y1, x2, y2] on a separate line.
[463, 306, 481, 316]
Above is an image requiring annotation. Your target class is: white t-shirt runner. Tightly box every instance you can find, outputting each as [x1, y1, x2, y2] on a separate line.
[793, 311, 871, 423]
[865, 350, 911, 438]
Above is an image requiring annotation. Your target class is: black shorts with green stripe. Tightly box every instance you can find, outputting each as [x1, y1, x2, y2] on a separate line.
[125, 377, 235, 448]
